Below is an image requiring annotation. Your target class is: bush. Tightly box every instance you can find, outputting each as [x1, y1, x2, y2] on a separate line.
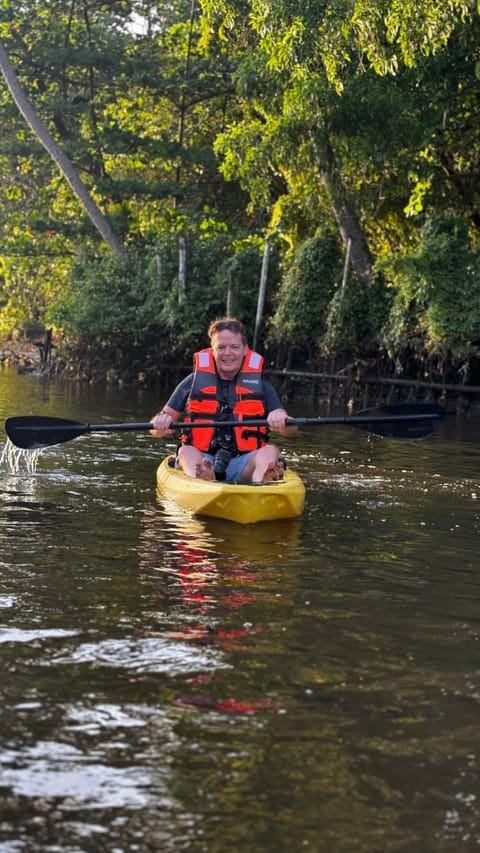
[268, 229, 390, 364]
[268, 229, 341, 361]
[47, 228, 272, 377]
[381, 214, 480, 364]
[157, 235, 271, 357]
[322, 270, 391, 358]
[47, 247, 166, 376]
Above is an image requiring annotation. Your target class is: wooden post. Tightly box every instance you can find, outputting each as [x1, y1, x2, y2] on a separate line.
[226, 269, 235, 316]
[40, 328, 52, 369]
[253, 241, 270, 350]
[178, 235, 187, 305]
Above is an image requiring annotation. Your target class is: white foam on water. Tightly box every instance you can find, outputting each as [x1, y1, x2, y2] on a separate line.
[1, 438, 42, 474]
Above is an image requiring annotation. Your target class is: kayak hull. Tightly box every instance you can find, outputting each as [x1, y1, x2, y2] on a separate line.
[156, 456, 305, 524]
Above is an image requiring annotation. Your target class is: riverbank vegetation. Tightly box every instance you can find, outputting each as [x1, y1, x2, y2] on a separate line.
[0, 1, 479, 386]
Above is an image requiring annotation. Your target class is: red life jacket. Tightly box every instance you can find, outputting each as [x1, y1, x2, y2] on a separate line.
[181, 347, 268, 453]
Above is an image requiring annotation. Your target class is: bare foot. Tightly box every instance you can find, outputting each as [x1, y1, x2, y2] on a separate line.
[257, 460, 285, 483]
[268, 460, 284, 481]
[195, 459, 215, 481]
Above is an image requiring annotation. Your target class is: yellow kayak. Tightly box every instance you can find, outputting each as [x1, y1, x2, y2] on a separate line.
[156, 456, 305, 524]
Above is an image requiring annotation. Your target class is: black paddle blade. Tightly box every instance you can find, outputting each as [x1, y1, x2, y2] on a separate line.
[357, 403, 444, 439]
[5, 416, 87, 449]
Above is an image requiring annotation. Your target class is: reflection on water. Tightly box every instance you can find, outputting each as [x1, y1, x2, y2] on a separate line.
[136, 504, 302, 716]
[52, 636, 228, 675]
[1, 369, 480, 850]
[1, 741, 153, 808]
[0, 627, 79, 644]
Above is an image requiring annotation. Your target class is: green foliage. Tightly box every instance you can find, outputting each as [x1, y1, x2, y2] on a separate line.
[155, 230, 270, 359]
[49, 225, 270, 374]
[213, 239, 276, 329]
[268, 230, 341, 357]
[0, 232, 70, 338]
[269, 230, 392, 361]
[47, 247, 165, 371]
[322, 272, 392, 358]
[1, 1, 480, 383]
[381, 215, 480, 361]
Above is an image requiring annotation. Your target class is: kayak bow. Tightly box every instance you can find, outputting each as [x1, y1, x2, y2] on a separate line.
[156, 456, 305, 524]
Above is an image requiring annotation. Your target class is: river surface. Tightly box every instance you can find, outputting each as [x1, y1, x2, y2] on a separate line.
[1, 368, 479, 852]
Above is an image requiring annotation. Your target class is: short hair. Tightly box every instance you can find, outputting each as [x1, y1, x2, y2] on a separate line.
[208, 317, 247, 344]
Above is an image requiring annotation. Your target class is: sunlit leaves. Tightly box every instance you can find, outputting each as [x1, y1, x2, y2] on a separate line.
[346, 0, 473, 77]
[202, 0, 476, 84]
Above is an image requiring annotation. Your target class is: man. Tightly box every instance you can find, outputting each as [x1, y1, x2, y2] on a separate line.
[150, 317, 297, 483]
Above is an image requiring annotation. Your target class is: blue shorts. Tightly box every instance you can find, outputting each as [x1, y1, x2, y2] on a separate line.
[176, 451, 255, 484]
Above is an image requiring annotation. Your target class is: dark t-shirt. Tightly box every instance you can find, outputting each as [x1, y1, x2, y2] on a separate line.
[166, 373, 283, 414]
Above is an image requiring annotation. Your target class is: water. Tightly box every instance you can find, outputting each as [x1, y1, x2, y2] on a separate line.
[1, 368, 480, 852]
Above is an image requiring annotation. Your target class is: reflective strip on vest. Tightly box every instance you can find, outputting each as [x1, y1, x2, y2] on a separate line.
[247, 351, 262, 369]
[197, 350, 211, 368]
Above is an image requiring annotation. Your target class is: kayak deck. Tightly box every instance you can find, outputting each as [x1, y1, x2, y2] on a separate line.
[156, 456, 305, 524]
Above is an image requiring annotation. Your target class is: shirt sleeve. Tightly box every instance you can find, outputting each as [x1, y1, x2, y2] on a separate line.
[164, 374, 193, 412]
[262, 379, 283, 413]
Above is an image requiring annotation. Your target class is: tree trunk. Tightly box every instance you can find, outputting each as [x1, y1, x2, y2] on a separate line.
[315, 139, 373, 285]
[0, 40, 122, 254]
[328, 194, 373, 285]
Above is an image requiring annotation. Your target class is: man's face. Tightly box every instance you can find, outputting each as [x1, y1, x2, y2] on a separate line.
[211, 329, 247, 379]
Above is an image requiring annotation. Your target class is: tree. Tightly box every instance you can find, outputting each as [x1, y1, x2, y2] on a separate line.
[200, 0, 479, 268]
[0, 41, 121, 252]
[0, 0, 479, 377]
[0, 0, 252, 343]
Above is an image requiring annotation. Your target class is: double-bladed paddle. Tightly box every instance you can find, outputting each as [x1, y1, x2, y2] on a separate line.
[4, 403, 444, 449]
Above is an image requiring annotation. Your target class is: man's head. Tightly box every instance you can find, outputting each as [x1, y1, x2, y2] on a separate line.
[208, 318, 248, 380]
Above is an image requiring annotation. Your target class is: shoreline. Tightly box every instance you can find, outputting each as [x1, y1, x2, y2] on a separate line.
[2, 339, 479, 413]
[0, 339, 45, 372]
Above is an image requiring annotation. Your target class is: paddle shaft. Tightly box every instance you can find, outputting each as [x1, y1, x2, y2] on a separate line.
[4, 404, 444, 448]
[19, 413, 441, 432]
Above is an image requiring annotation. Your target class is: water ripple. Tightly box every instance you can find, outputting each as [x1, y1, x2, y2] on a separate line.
[0, 627, 79, 644]
[0, 741, 152, 808]
[64, 703, 152, 733]
[51, 636, 229, 675]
